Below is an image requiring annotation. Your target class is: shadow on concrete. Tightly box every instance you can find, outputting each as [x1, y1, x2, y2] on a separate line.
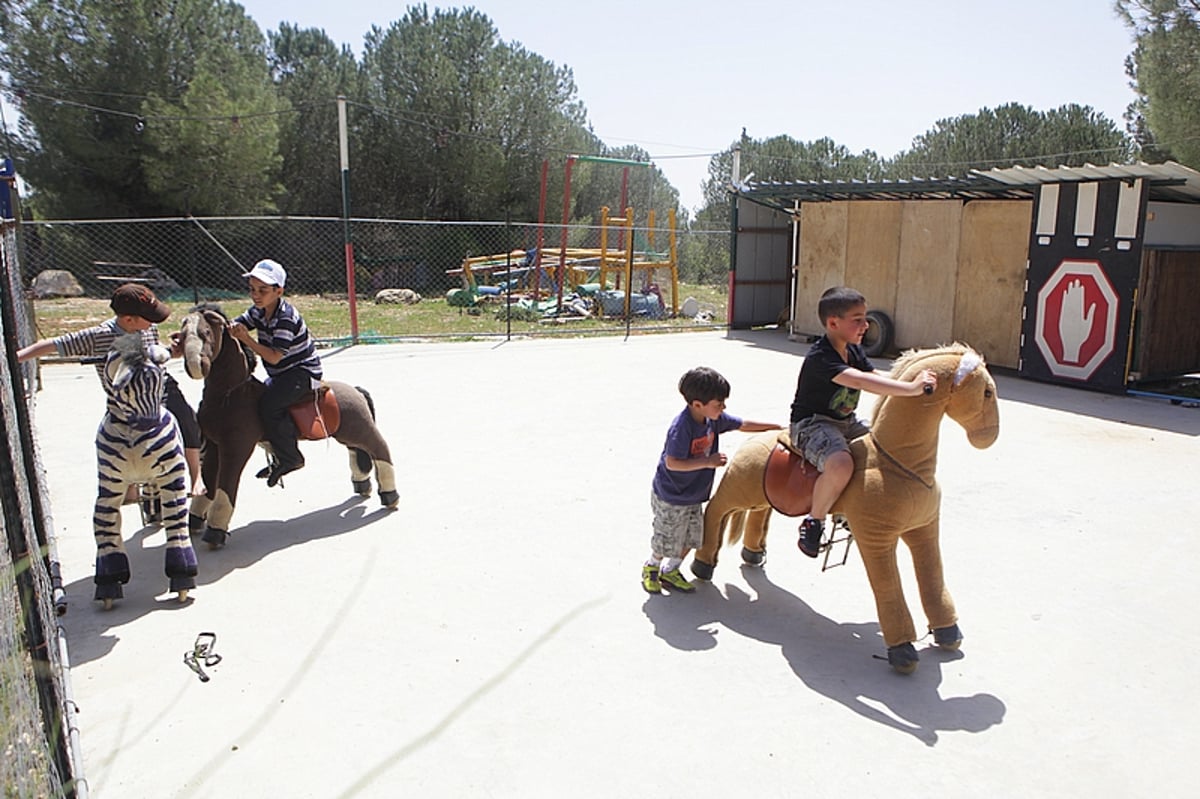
[644, 564, 1006, 747]
[58, 496, 393, 665]
[991, 371, 1200, 435]
[726, 328, 1200, 436]
[724, 328, 806, 356]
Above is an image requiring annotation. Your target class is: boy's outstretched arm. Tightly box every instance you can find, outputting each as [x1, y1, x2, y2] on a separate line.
[835, 367, 936, 397]
[739, 420, 784, 432]
[665, 453, 727, 471]
[16, 339, 58, 362]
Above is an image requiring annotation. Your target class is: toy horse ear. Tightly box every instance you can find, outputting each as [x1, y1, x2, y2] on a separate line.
[147, 343, 171, 365]
[108, 357, 135, 392]
[953, 350, 983, 387]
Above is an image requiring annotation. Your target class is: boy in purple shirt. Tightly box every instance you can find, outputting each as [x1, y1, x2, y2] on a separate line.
[643, 367, 782, 594]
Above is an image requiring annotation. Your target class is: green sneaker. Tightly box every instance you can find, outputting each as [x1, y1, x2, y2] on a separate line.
[659, 568, 695, 593]
[642, 564, 661, 594]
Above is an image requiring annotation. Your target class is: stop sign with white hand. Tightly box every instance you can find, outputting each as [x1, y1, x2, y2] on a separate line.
[1034, 260, 1119, 380]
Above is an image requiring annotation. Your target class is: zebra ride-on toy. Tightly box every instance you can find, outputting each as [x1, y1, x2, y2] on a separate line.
[91, 334, 198, 609]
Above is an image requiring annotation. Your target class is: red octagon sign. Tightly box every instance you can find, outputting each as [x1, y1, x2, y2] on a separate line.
[1034, 260, 1119, 380]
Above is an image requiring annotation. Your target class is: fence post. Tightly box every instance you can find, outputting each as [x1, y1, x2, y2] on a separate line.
[337, 95, 359, 344]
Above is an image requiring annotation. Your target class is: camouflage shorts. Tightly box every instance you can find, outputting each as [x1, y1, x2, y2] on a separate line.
[650, 491, 704, 558]
[789, 415, 869, 471]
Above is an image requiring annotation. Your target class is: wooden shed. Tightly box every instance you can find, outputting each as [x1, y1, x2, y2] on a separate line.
[730, 162, 1200, 394]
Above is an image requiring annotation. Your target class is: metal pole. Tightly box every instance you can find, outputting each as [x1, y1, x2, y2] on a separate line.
[185, 194, 198, 305]
[337, 95, 359, 344]
[536, 160, 548, 297]
[505, 211, 512, 341]
[624, 217, 635, 340]
[557, 156, 575, 313]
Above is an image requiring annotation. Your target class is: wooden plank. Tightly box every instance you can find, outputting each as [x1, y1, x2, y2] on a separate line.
[954, 200, 1032, 368]
[895, 201, 960, 350]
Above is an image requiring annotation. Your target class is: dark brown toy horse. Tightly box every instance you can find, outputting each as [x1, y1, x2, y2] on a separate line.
[178, 306, 399, 548]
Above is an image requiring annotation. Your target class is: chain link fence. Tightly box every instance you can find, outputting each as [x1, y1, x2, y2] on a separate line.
[20, 215, 731, 341]
[2, 211, 729, 798]
[2, 219, 80, 798]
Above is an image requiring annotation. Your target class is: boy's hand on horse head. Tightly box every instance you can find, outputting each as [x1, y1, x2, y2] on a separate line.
[915, 369, 937, 395]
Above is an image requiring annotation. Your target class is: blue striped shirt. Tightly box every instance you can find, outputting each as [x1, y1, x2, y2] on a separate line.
[233, 299, 322, 380]
[54, 318, 160, 375]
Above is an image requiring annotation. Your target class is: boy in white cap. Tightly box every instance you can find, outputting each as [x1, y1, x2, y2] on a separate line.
[229, 259, 323, 486]
[18, 283, 205, 497]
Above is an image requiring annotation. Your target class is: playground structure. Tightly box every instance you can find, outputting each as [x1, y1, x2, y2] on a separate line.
[446, 204, 680, 317]
[445, 153, 682, 318]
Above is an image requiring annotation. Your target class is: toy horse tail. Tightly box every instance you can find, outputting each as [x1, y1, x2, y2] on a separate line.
[723, 511, 745, 547]
[356, 385, 377, 420]
[351, 386, 376, 475]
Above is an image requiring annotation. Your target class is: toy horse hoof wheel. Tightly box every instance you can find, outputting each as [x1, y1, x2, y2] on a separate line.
[691, 559, 715, 581]
[379, 490, 400, 509]
[202, 527, 228, 550]
[740, 546, 766, 567]
[932, 623, 963, 650]
[887, 643, 919, 674]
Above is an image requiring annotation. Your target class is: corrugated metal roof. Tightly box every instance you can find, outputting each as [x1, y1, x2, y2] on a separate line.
[971, 161, 1200, 203]
[739, 161, 1200, 209]
[740, 174, 1035, 206]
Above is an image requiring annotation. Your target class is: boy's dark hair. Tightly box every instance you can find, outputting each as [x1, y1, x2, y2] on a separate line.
[679, 366, 730, 404]
[818, 286, 867, 323]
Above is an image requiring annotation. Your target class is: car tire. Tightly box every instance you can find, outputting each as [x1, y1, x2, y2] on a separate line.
[863, 310, 895, 357]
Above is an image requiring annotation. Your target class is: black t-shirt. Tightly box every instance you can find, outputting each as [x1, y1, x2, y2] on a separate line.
[790, 335, 875, 423]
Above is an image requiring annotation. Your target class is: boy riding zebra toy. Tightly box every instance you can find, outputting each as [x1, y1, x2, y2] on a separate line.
[92, 333, 198, 608]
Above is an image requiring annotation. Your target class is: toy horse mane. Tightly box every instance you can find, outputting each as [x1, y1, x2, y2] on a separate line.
[890, 342, 984, 385]
[873, 343, 985, 426]
[188, 302, 259, 373]
[892, 338, 984, 376]
[109, 332, 170, 391]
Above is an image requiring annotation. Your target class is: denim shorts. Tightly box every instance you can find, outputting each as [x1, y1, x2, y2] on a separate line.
[789, 415, 869, 471]
[650, 491, 704, 558]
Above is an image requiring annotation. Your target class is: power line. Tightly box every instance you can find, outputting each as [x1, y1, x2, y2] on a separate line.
[10, 81, 1200, 186]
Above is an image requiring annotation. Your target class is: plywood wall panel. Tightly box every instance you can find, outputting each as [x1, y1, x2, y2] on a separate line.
[845, 201, 901, 313]
[954, 200, 1032, 368]
[895, 201, 960, 350]
[794, 203, 848, 335]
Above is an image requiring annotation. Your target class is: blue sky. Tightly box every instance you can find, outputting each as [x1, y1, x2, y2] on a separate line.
[8, 0, 1141, 214]
[236, 0, 1139, 212]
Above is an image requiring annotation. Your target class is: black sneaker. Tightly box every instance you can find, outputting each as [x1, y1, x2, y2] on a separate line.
[267, 458, 305, 488]
[798, 517, 824, 558]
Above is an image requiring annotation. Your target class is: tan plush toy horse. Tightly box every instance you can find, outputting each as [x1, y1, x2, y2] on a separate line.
[692, 344, 1000, 673]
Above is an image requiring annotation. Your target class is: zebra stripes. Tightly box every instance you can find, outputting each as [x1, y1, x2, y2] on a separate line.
[91, 334, 197, 605]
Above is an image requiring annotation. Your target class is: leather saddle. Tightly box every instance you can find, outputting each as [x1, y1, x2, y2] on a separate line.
[762, 442, 818, 517]
[288, 384, 341, 440]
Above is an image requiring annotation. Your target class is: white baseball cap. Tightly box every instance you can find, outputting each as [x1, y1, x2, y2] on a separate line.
[243, 258, 287, 287]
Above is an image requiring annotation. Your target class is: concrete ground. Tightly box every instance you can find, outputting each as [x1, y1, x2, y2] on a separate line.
[30, 329, 1199, 798]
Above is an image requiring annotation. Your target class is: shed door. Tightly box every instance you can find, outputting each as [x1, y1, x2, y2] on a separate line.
[730, 196, 792, 328]
[1018, 179, 1145, 393]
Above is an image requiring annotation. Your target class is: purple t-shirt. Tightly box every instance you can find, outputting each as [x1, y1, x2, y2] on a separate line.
[652, 408, 743, 505]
